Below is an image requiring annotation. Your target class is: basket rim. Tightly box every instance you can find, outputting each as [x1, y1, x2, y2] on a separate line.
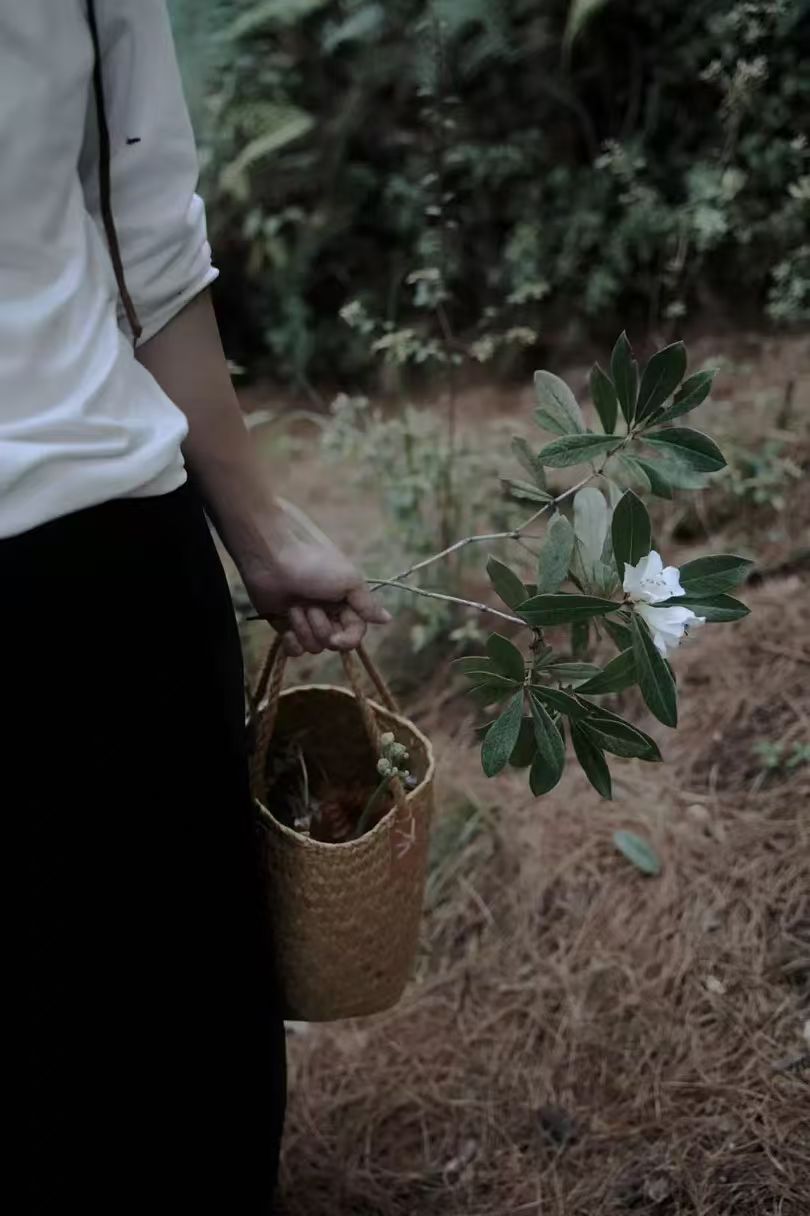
[254, 684, 435, 853]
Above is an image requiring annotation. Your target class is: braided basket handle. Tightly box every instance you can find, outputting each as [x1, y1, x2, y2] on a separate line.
[249, 640, 411, 831]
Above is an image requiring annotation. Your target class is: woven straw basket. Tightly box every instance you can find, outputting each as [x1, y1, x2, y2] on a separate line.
[249, 641, 435, 1022]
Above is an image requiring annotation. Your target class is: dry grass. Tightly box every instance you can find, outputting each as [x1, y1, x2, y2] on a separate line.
[278, 585, 809, 1215]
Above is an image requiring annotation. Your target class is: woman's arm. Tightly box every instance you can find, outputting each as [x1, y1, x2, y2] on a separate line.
[82, 3, 387, 654]
[137, 290, 390, 655]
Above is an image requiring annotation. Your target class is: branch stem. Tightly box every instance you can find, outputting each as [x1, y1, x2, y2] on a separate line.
[370, 580, 525, 626]
[374, 466, 604, 589]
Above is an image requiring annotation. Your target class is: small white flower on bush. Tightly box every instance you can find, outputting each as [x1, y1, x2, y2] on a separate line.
[623, 550, 706, 656]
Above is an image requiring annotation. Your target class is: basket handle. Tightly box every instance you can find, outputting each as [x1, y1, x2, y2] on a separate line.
[249, 640, 412, 834]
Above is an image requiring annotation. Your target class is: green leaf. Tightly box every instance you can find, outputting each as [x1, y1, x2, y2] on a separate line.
[644, 427, 727, 474]
[579, 715, 662, 761]
[606, 454, 651, 494]
[571, 723, 612, 798]
[459, 667, 518, 688]
[220, 108, 316, 198]
[571, 620, 590, 657]
[481, 691, 525, 777]
[657, 594, 750, 623]
[510, 717, 537, 768]
[639, 449, 710, 490]
[530, 751, 564, 796]
[636, 342, 687, 423]
[227, 0, 330, 40]
[571, 531, 618, 599]
[537, 514, 575, 594]
[544, 661, 602, 683]
[532, 686, 590, 719]
[538, 434, 618, 469]
[512, 437, 547, 488]
[657, 370, 715, 424]
[487, 556, 527, 610]
[631, 613, 678, 728]
[632, 458, 673, 499]
[321, 3, 385, 51]
[533, 370, 586, 435]
[529, 693, 566, 793]
[486, 633, 526, 683]
[518, 593, 619, 627]
[573, 487, 609, 561]
[575, 649, 637, 695]
[470, 680, 523, 706]
[603, 617, 633, 651]
[610, 331, 639, 425]
[611, 490, 652, 577]
[678, 554, 753, 597]
[590, 363, 618, 434]
[453, 655, 497, 676]
[501, 477, 553, 505]
[564, 0, 612, 51]
[613, 830, 661, 876]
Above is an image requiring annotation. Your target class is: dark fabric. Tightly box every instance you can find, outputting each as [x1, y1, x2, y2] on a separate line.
[4, 483, 286, 1213]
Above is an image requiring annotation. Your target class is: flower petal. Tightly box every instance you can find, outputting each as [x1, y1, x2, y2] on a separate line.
[637, 603, 705, 655]
[662, 566, 686, 598]
[623, 558, 647, 599]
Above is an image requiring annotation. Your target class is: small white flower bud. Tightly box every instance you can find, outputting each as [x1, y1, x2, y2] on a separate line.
[380, 732, 395, 748]
[377, 758, 392, 777]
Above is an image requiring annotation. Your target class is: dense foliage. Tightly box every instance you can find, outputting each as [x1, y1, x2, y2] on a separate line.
[169, 0, 810, 383]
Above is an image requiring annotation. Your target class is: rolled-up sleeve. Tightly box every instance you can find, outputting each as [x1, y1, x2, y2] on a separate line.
[80, 0, 218, 344]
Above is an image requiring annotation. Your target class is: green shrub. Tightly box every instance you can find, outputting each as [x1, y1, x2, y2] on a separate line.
[169, 0, 810, 383]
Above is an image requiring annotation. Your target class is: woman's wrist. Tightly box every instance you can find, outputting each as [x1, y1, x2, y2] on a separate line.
[203, 482, 288, 582]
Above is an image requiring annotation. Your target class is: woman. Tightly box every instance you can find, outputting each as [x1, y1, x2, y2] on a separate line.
[2, 2, 388, 1210]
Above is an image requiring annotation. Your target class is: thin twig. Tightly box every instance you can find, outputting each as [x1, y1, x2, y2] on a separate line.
[371, 580, 525, 626]
[376, 467, 605, 589]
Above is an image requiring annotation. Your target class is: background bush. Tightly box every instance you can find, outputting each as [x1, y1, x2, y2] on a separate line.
[169, 0, 810, 386]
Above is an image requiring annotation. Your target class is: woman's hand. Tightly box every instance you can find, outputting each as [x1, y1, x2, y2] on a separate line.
[241, 524, 390, 657]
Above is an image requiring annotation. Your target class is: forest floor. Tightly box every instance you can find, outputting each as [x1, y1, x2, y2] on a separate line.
[241, 332, 810, 1216]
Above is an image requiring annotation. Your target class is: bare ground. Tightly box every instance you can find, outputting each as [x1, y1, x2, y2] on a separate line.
[242, 333, 810, 1216]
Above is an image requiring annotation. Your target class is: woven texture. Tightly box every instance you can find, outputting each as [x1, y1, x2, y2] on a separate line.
[253, 673, 435, 1022]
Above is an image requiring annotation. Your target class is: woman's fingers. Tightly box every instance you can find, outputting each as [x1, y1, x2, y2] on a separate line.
[283, 592, 391, 656]
[347, 584, 392, 625]
[306, 606, 336, 649]
[329, 606, 366, 651]
[289, 605, 322, 654]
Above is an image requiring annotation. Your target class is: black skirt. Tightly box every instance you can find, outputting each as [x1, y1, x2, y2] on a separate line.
[4, 483, 286, 1213]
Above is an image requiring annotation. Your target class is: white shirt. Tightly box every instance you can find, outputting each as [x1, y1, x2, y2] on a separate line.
[0, 0, 217, 539]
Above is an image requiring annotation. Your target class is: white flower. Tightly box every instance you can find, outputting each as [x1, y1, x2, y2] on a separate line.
[635, 602, 705, 656]
[623, 550, 685, 604]
[377, 758, 392, 777]
[380, 732, 395, 748]
[624, 550, 705, 656]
